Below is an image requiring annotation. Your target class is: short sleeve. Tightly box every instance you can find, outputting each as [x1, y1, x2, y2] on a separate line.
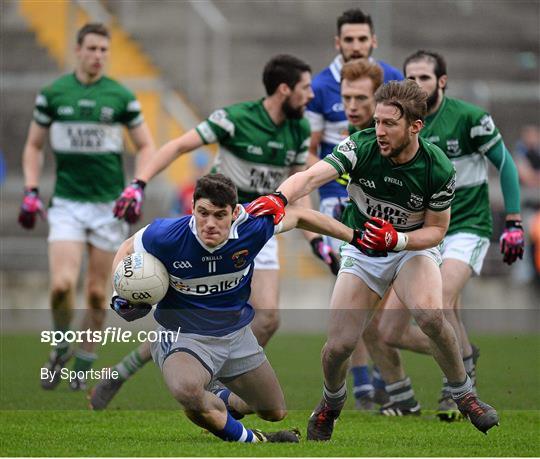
[133, 225, 150, 253]
[468, 111, 502, 155]
[428, 171, 456, 211]
[120, 90, 144, 128]
[324, 135, 359, 175]
[196, 108, 235, 144]
[33, 91, 53, 127]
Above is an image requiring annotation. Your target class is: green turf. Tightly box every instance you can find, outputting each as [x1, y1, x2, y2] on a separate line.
[1, 333, 539, 456]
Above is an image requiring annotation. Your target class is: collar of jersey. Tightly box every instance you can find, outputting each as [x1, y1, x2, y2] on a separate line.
[424, 96, 448, 127]
[188, 205, 249, 253]
[329, 55, 377, 83]
[72, 72, 104, 88]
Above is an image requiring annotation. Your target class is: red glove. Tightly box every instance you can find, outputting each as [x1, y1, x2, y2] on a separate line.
[245, 192, 288, 225]
[500, 220, 524, 265]
[113, 179, 146, 224]
[358, 217, 408, 252]
[18, 187, 46, 230]
[351, 229, 388, 257]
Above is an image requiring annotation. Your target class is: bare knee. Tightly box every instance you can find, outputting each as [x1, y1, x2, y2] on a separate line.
[324, 336, 357, 361]
[258, 408, 287, 422]
[380, 326, 404, 348]
[87, 285, 106, 310]
[50, 280, 75, 307]
[414, 308, 444, 339]
[169, 379, 205, 410]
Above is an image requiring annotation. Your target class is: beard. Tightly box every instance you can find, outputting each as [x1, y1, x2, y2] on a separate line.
[282, 97, 304, 119]
[341, 46, 373, 62]
[426, 84, 440, 112]
[388, 135, 411, 159]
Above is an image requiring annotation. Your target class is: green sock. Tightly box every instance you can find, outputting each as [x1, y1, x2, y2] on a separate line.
[72, 349, 97, 372]
[113, 349, 146, 381]
[52, 327, 71, 359]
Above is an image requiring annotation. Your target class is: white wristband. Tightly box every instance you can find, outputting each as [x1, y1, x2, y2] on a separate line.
[394, 232, 408, 251]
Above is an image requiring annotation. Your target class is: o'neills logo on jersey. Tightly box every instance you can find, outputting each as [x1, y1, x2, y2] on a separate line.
[169, 266, 250, 296]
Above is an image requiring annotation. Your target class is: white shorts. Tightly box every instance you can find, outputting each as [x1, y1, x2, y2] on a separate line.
[253, 235, 279, 270]
[339, 244, 442, 298]
[47, 196, 128, 252]
[319, 196, 349, 254]
[150, 325, 267, 381]
[440, 232, 490, 276]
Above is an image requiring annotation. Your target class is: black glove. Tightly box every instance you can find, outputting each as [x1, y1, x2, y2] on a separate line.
[111, 296, 152, 322]
[351, 229, 388, 257]
[310, 237, 340, 275]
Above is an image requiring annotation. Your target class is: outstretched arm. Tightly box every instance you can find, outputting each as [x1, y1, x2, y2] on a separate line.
[114, 129, 204, 222]
[278, 160, 339, 204]
[279, 206, 353, 244]
[136, 129, 204, 183]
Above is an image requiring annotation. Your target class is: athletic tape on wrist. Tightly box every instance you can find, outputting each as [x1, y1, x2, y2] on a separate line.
[394, 232, 408, 251]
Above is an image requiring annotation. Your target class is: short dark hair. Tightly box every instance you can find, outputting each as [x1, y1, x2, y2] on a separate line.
[374, 80, 427, 124]
[193, 174, 238, 209]
[262, 54, 311, 96]
[403, 50, 448, 81]
[77, 23, 110, 45]
[337, 8, 374, 35]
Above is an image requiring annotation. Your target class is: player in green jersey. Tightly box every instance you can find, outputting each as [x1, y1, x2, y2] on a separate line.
[341, 60, 436, 414]
[374, 50, 523, 420]
[339, 59, 389, 410]
[91, 54, 327, 409]
[19, 23, 155, 391]
[248, 80, 500, 437]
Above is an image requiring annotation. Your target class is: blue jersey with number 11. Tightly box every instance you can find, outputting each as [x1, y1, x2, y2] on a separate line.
[133, 207, 276, 336]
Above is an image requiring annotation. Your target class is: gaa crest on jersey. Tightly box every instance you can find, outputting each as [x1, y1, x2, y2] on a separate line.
[232, 249, 249, 269]
[337, 138, 356, 154]
[446, 139, 462, 157]
[470, 114, 495, 138]
[100, 106, 114, 122]
[408, 193, 424, 210]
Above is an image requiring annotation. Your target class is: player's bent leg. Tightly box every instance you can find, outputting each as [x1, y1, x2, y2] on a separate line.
[363, 311, 421, 416]
[224, 360, 286, 421]
[42, 241, 84, 390]
[89, 342, 152, 410]
[249, 269, 280, 347]
[163, 352, 298, 443]
[394, 255, 498, 433]
[379, 288, 432, 355]
[308, 273, 379, 441]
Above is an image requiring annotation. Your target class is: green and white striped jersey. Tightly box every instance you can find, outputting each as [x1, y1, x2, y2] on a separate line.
[325, 128, 456, 232]
[34, 73, 143, 202]
[196, 99, 310, 203]
[421, 97, 502, 237]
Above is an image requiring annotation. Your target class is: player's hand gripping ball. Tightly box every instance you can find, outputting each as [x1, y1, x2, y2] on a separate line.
[113, 252, 169, 305]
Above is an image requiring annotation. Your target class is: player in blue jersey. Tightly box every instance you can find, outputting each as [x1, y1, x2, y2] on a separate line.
[109, 173, 364, 443]
[305, 9, 403, 409]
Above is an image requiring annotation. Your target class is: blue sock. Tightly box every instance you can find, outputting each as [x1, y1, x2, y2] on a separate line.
[350, 365, 373, 398]
[372, 366, 386, 390]
[215, 412, 255, 443]
[215, 388, 231, 405]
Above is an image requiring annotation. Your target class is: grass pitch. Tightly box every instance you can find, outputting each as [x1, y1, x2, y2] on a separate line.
[1, 333, 539, 456]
